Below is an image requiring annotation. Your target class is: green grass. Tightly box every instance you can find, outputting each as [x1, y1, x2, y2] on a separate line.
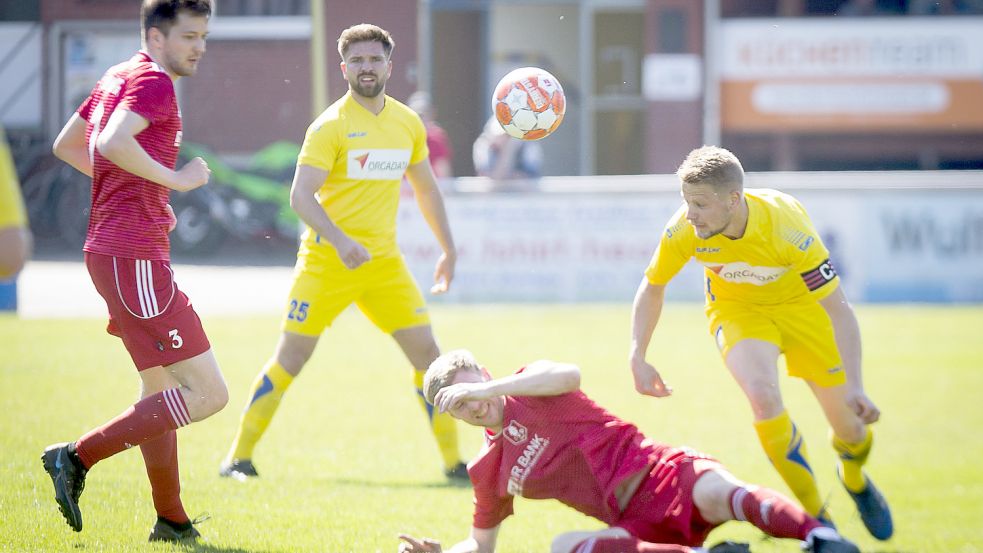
[1, 304, 982, 552]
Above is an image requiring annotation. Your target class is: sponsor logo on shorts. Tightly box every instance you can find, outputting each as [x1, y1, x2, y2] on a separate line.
[714, 326, 726, 351]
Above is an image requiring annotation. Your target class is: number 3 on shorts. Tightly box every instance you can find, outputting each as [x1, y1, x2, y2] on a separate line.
[287, 299, 309, 322]
[169, 328, 184, 349]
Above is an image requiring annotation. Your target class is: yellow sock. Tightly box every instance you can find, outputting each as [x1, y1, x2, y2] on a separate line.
[228, 361, 294, 461]
[414, 369, 461, 470]
[832, 427, 872, 493]
[754, 410, 825, 516]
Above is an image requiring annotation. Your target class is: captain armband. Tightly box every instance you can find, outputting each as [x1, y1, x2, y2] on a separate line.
[800, 258, 837, 292]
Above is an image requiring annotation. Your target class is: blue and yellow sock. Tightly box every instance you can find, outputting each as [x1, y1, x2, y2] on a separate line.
[832, 427, 872, 493]
[228, 360, 294, 461]
[754, 410, 825, 517]
[414, 369, 461, 471]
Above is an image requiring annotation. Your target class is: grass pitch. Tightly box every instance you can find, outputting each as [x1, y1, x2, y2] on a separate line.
[1, 303, 981, 552]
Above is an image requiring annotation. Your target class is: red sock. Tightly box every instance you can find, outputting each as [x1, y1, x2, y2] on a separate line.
[729, 485, 822, 540]
[140, 430, 189, 524]
[76, 389, 191, 469]
[574, 537, 692, 553]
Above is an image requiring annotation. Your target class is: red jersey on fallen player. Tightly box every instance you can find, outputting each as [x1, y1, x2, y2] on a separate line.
[467, 384, 668, 529]
[78, 51, 182, 260]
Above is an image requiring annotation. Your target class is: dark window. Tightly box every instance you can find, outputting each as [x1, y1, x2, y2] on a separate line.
[657, 9, 686, 53]
[0, 2, 40, 21]
[218, 0, 309, 16]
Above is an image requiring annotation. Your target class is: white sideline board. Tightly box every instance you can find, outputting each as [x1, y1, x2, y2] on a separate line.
[397, 171, 983, 303]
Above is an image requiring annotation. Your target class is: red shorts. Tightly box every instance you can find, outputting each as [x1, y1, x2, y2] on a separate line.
[614, 447, 721, 547]
[85, 252, 210, 370]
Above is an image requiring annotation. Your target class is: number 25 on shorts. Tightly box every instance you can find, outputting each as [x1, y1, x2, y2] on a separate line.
[287, 299, 309, 322]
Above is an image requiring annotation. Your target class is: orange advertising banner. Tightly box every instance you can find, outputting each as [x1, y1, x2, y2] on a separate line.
[719, 18, 983, 132]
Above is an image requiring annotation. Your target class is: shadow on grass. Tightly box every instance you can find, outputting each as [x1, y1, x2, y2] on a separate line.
[324, 477, 473, 490]
[166, 542, 275, 553]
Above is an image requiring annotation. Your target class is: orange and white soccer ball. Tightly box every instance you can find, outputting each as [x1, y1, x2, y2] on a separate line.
[492, 67, 566, 141]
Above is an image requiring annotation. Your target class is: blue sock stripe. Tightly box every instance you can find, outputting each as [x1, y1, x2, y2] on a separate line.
[246, 375, 274, 409]
[415, 388, 435, 421]
[786, 423, 814, 475]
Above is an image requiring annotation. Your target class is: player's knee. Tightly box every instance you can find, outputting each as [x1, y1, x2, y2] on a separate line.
[745, 385, 784, 418]
[692, 469, 739, 524]
[190, 379, 229, 421]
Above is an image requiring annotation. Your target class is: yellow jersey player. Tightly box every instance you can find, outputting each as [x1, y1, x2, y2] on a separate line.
[0, 124, 31, 279]
[221, 23, 466, 481]
[629, 146, 893, 540]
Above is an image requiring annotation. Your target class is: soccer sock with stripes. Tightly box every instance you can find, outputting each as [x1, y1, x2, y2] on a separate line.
[753, 410, 825, 517]
[831, 427, 872, 493]
[414, 369, 461, 470]
[728, 485, 823, 540]
[573, 536, 693, 552]
[75, 388, 190, 469]
[140, 430, 189, 524]
[228, 360, 294, 461]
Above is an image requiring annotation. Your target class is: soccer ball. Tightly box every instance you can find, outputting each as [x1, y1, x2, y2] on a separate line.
[492, 67, 566, 141]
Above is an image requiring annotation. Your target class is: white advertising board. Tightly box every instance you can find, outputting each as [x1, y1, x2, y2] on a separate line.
[397, 172, 983, 303]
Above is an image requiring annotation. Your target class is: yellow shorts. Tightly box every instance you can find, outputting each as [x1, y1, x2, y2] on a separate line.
[705, 300, 845, 387]
[282, 253, 430, 336]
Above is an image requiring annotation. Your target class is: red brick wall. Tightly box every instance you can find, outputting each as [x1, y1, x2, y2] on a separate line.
[182, 40, 311, 152]
[42, 0, 136, 22]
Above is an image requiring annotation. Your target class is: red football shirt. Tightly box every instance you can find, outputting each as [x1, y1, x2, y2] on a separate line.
[468, 385, 668, 529]
[78, 51, 181, 260]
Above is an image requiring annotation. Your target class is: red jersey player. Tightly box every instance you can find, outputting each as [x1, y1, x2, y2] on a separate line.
[44, 0, 227, 542]
[398, 350, 862, 553]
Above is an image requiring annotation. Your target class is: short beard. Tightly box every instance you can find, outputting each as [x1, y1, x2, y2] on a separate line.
[351, 77, 384, 98]
[163, 52, 196, 77]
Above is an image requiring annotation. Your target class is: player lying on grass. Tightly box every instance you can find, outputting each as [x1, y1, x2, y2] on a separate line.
[398, 350, 862, 553]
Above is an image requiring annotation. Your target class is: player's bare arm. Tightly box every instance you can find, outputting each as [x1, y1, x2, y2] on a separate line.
[288, 163, 370, 269]
[405, 159, 457, 294]
[398, 525, 498, 553]
[629, 279, 673, 397]
[434, 361, 580, 414]
[52, 114, 94, 178]
[97, 109, 209, 192]
[819, 287, 880, 424]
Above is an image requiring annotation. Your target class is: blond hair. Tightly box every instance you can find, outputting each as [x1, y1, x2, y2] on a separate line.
[676, 146, 744, 191]
[337, 23, 394, 60]
[423, 349, 481, 405]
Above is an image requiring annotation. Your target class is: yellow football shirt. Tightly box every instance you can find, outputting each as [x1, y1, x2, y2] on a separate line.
[0, 125, 27, 229]
[645, 188, 838, 305]
[296, 92, 429, 261]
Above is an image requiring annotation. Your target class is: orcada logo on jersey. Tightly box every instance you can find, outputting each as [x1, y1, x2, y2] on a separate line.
[347, 149, 411, 180]
[702, 260, 787, 285]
